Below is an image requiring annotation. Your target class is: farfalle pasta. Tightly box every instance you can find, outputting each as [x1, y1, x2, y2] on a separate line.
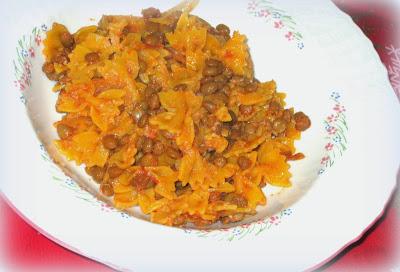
[42, 2, 311, 227]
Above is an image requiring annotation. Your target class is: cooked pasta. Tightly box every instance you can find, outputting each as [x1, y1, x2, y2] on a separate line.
[42, 2, 311, 226]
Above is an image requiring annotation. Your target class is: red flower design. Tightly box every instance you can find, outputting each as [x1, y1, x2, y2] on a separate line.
[29, 47, 35, 58]
[325, 143, 334, 151]
[35, 35, 42, 46]
[333, 104, 345, 113]
[327, 126, 337, 135]
[258, 9, 270, 17]
[327, 114, 338, 123]
[19, 83, 26, 91]
[320, 156, 330, 165]
[274, 20, 283, 29]
[248, 1, 258, 10]
[23, 61, 32, 75]
[257, 219, 265, 225]
[285, 31, 294, 41]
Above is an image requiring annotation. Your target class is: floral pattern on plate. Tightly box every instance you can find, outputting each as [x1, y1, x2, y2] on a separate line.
[184, 208, 292, 241]
[13, 24, 47, 104]
[319, 91, 348, 175]
[247, 0, 304, 49]
[39, 144, 131, 219]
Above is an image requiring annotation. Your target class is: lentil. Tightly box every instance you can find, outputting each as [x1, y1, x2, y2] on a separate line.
[237, 155, 252, 170]
[102, 134, 120, 150]
[294, 112, 311, 131]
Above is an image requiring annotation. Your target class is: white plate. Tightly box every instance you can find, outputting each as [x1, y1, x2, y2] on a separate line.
[0, 0, 399, 271]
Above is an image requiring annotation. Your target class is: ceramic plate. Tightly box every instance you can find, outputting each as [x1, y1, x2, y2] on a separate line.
[1, 0, 399, 271]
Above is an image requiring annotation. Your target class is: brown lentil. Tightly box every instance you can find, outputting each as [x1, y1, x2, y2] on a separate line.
[52, 51, 69, 65]
[200, 76, 214, 85]
[272, 118, 287, 134]
[148, 93, 160, 110]
[230, 126, 242, 140]
[200, 82, 219, 95]
[244, 122, 257, 136]
[213, 74, 228, 84]
[141, 7, 161, 19]
[205, 59, 223, 67]
[167, 147, 181, 159]
[239, 104, 254, 116]
[203, 100, 217, 113]
[221, 213, 245, 224]
[85, 166, 105, 183]
[108, 166, 124, 179]
[223, 68, 233, 79]
[166, 47, 186, 64]
[223, 193, 248, 208]
[100, 182, 114, 196]
[237, 155, 252, 170]
[131, 171, 156, 191]
[143, 32, 164, 47]
[203, 65, 223, 77]
[85, 52, 100, 65]
[119, 135, 131, 146]
[142, 137, 154, 154]
[294, 112, 311, 131]
[269, 101, 281, 113]
[148, 78, 162, 92]
[42, 62, 55, 75]
[144, 21, 160, 33]
[213, 92, 229, 104]
[152, 141, 165, 155]
[102, 134, 120, 150]
[245, 82, 258, 92]
[209, 191, 221, 202]
[137, 113, 149, 128]
[216, 24, 230, 37]
[138, 153, 158, 167]
[60, 32, 75, 48]
[213, 155, 227, 168]
[231, 75, 249, 87]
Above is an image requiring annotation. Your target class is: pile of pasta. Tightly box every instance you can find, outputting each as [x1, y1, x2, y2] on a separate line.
[42, 3, 310, 226]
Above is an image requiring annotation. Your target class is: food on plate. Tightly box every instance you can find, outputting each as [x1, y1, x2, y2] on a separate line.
[42, 1, 311, 226]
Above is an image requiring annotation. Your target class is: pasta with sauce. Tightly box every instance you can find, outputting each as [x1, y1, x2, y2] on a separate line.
[42, 1, 311, 227]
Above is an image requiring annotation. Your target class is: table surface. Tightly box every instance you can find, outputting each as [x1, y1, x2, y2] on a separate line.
[1, 1, 399, 271]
